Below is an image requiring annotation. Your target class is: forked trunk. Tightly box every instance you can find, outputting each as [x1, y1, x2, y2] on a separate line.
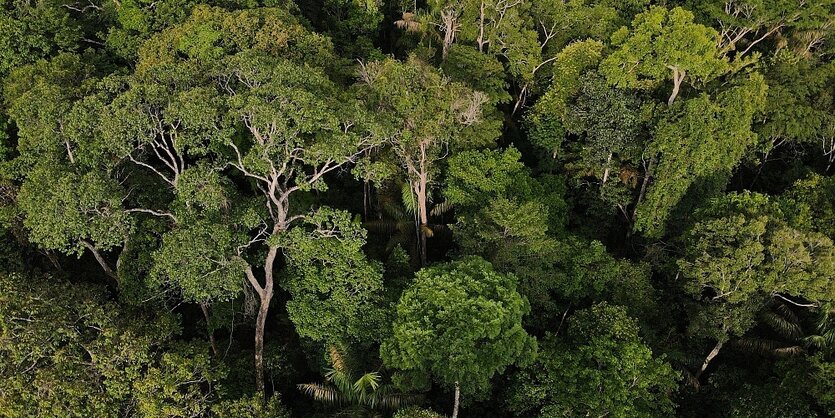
[668, 66, 686, 106]
[245, 239, 279, 397]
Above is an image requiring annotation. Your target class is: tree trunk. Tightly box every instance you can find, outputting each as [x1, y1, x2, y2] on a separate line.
[477, 1, 486, 53]
[244, 236, 279, 397]
[441, 9, 458, 60]
[253, 244, 278, 396]
[452, 381, 461, 418]
[631, 156, 656, 223]
[415, 174, 429, 266]
[81, 240, 118, 283]
[668, 67, 686, 106]
[200, 302, 219, 356]
[601, 153, 613, 186]
[694, 339, 724, 382]
[254, 292, 271, 394]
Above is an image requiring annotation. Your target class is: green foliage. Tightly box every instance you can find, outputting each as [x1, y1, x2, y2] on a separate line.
[679, 192, 835, 346]
[507, 303, 679, 418]
[16, 164, 131, 255]
[210, 394, 292, 417]
[357, 55, 495, 185]
[381, 257, 536, 398]
[298, 346, 419, 414]
[600, 6, 729, 95]
[282, 208, 387, 344]
[151, 219, 246, 303]
[444, 146, 526, 208]
[527, 40, 605, 156]
[0, 0, 82, 77]
[680, 192, 835, 306]
[132, 342, 225, 417]
[2, 0, 835, 414]
[0, 272, 232, 416]
[393, 406, 446, 418]
[635, 72, 768, 236]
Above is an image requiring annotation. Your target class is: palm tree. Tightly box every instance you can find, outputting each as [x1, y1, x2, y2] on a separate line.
[364, 182, 451, 267]
[732, 300, 835, 358]
[298, 347, 421, 417]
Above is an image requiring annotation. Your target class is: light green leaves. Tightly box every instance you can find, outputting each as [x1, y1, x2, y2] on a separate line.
[151, 219, 246, 303]
[635, 72, 767, 237]
[600, 6, 729, 99]
[17, 164, 131, 255]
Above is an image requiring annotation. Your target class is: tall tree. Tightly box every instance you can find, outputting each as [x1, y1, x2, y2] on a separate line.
[356, 56, 490, 265]
[600, 6, 730, 106]
[507, 303, 679, 417]
[381, 257, 536, 418]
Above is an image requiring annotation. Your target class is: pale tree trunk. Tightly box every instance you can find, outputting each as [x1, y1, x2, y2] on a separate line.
[477, 1, 486, 52]
[254, 291, 271, 394]
[414, 176, 428, 266]
[254, 245, 277, 395]
[243, 225, 280, 396]
[452, 381, 461, 418]
[414, 143, 430, 266]
[200, 302, 219, 356]
[440, 8, 459, 60]
[601, 153, 613, 186]
[81, 240, 118, 283]
[694, 340, 724, 382]
[668, 66, 686, 106]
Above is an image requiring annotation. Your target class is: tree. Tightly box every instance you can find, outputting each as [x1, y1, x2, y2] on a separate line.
[507, 303, 679, 418]
[600, 6, 730, 105]
[0, 0, 84, 77]
[526, 39, 605, 158]
[0, 271, 232, 416]
[678, 192, 835, 382]
[633, 72, 767, 237]
[381, 257, 536, 418]
[356, 56, 490, 265]
[281, 208, 387, 346]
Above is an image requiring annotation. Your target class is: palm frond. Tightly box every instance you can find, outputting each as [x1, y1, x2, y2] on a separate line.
[760, 310, 803, 339]
[353, 372, 382, 406]
[773, 301, 800, 324]
[369, 385, 423, 410]
[394, 12, 422, 32]
[327, 368, 356, 396]
[732, 337, 802, 357]
[430, 201, 453, 217]
[363, 219, 400, 235]
[298, 383, 345, 406]
[773, 345, 804, 357]
[329, 346, 349, 373]
[401, 183, 418, 216]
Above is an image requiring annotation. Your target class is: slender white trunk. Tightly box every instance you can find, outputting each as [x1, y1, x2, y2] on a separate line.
[694, 340, 724, 382]
[452, 381, 460, 418]
[668, 67, 686, 105]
